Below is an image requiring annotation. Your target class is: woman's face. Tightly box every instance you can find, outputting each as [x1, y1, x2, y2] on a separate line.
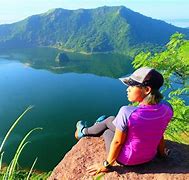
[126, 86, 148, 103]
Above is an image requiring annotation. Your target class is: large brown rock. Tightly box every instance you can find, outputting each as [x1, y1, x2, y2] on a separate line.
[49, 137, 189, 180]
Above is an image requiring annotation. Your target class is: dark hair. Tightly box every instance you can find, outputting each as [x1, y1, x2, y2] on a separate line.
[143, 89, 163, 105]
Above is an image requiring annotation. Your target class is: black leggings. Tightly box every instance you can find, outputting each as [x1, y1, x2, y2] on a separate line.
[83, 116, 116, 153]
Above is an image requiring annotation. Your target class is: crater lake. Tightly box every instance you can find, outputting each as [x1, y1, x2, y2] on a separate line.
[0, 47, 133, 171]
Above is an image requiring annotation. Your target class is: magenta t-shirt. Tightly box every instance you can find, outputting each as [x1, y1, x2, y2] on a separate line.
[113, 101, 173, 165]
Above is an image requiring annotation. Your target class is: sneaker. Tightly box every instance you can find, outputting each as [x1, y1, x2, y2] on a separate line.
[75, 120, 86, 140]
[95, 115, 107, 124]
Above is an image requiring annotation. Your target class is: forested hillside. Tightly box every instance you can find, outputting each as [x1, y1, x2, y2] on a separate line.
[0, 6, 189, 54]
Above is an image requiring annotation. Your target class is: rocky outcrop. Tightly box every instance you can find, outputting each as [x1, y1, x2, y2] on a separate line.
[49, 137, 189, 180]
[55, 52, 69, 64]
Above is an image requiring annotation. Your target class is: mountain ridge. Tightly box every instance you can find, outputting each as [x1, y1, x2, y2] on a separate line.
[0, 6, 189, 54]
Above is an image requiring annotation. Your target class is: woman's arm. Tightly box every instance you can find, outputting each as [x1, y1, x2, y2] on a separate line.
[107, 128, 127, 165]
[158, 136, 165, 156]
[87, 128, 127, 175]
[157, 135, 170, 157]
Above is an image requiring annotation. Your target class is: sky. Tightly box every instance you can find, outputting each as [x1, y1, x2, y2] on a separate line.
[0, 0, 189, 27]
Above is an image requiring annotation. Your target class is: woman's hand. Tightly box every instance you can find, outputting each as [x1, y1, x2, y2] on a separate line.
[86, 163, 109, 176]
[86, 129, 126, 176]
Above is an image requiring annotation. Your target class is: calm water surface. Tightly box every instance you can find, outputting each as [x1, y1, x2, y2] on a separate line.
[0, 48, 133, 171]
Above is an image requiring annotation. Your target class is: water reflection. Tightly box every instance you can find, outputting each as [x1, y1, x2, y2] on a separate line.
[0, 47, 133, 77]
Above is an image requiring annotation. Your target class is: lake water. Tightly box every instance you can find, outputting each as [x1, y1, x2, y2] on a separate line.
[0, 48, 133, 171]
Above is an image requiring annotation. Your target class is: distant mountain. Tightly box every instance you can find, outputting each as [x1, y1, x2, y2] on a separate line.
[0, 6, 189, 54]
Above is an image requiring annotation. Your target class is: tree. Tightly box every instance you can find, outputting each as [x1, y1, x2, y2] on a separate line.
[132, 32, 189, 143]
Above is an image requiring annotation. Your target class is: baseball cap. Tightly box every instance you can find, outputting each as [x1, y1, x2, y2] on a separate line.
[119, 67, 164, 89]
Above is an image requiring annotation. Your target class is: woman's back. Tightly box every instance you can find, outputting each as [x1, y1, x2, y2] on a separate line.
[115, 102, 173, 165]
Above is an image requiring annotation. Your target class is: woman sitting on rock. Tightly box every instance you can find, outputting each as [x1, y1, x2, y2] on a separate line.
[75, 67, 173, 175]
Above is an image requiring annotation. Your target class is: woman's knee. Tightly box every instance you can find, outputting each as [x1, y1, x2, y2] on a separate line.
[105, 116, 116, 131]
[108, 116, 115, 120]
[105, 116, 115, 123]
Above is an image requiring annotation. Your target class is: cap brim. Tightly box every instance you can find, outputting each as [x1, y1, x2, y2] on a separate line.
[119, 77, 143, 87]
[119, 77, 130, 86]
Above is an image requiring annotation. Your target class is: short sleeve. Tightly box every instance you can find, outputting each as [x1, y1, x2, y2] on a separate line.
[113, 106, 128, 132]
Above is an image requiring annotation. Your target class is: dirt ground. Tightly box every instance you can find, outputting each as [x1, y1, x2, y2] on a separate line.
[49, 137, 189, 180]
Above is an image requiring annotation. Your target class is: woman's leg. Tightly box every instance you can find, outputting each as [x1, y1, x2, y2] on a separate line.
[103, 129, 115, 154]
[83, 116, 115, 136]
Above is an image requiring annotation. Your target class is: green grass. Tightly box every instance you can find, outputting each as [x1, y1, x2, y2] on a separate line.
[0, 106, 49, 179]
[0, 170, 51, 180]
[165, 121, 189, 144]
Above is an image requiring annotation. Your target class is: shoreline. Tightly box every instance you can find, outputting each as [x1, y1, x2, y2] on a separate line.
[50, 45, 128, 56]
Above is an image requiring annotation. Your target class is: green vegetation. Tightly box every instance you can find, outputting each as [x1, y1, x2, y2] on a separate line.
[93, 173, 105, 180]
[133, 32, 189, 144]
[0, 106, 49, 179]
[0, 6, 189, 54]
[0, 170, 51, 180]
